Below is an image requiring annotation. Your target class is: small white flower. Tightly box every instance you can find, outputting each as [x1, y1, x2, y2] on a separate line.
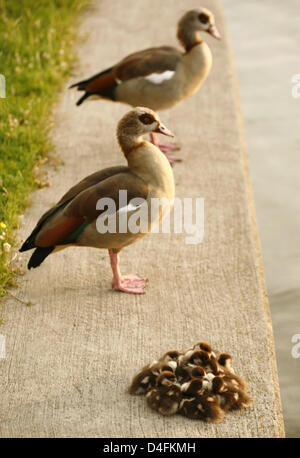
[3, 242, 11, 253]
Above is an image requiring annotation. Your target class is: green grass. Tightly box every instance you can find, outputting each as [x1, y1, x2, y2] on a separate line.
[0, 0, 89, 296]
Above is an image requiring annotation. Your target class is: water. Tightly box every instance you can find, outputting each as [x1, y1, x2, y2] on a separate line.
[222, 0, 300, 437]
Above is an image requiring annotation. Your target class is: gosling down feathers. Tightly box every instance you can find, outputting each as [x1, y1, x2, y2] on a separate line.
[20, 107, 175, 295]
[129, 341, 252, 422]
[70, 7, 221, 162]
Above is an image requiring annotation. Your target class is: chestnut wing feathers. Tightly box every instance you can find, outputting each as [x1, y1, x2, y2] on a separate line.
[34, 166, 129, 229]
[114, 46, 182, 81]
[64, 171, 149, 222]
[20, 168, 148, 251]
[71, 46, 182, 104]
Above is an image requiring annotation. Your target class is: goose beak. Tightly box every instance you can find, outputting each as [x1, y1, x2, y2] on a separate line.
[155, 123, 174, 137]
[208, 25, 221, 40]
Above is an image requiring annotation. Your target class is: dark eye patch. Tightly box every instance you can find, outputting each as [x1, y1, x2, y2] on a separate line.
[199, 13, 209, 24]
[139, 113, 155, 125]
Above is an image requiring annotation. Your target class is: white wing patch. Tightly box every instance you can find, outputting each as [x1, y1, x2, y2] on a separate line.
[117, 203, 143, 215]
[144, 70, 175, 85]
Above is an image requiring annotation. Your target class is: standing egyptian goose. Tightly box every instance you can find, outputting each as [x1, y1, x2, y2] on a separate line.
[19, 107, 175, 294]
[70, 8, 220, 163]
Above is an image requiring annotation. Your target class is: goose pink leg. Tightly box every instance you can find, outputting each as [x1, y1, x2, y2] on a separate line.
[108, 249, 148, 294]
[150, 133, 182, 164]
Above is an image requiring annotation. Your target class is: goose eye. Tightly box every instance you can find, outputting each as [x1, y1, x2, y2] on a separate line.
[139, 113, 155, 125]
[199, 13, 209, 24]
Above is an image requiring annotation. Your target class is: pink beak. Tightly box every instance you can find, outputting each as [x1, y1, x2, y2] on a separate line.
[208, 25, 221, 40]
[155, 122, 174, 137]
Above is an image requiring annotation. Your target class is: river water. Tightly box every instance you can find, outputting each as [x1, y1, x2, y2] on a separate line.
[223, 0, 300, 437]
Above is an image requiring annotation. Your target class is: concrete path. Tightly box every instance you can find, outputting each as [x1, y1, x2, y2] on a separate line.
[0, 0, 284, 437]
[222, 0, 300, 437]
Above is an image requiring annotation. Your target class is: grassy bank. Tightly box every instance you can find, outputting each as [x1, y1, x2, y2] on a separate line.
[0, 0, 89, 297]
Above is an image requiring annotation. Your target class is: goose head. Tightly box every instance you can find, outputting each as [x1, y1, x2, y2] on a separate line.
[117, 107, 174, 155]
[178, 8, 221, 49]
[118, 106, 173, 139]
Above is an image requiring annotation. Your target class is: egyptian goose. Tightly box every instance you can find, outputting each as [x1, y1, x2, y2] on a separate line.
[19, 107, 175, 295]
[70, 8, 220, 163]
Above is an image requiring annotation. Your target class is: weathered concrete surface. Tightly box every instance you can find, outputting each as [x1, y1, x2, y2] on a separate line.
[0, 0, 284, 437]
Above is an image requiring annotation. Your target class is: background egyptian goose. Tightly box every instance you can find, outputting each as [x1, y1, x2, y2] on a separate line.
[70, 7, 220, 163]
[19, 107, 175, 294]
